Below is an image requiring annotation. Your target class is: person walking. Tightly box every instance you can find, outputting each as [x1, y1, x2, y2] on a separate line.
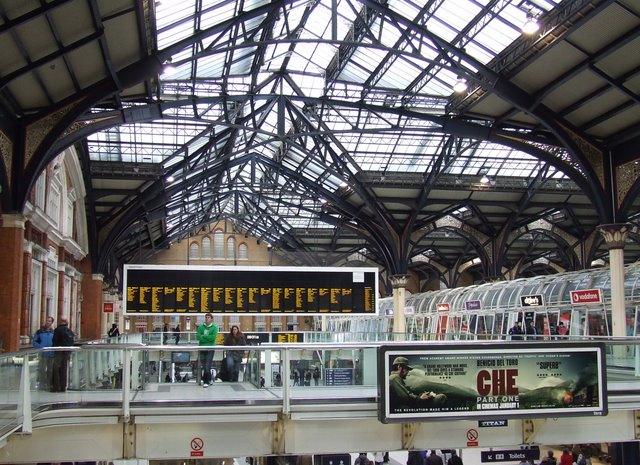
[51, 318, 75, 392]
[162, 323, 169, 344]
[559, 448, 573, 465]
[196, 313, 218, 387]
[33, 316, 55, 390]
[447, 450, 463, 465]
[107, 323, 120, 337]
[540, 450, 557, 465]
[223, 325, 246, 382]
[525, 320, 538, 340]
[173, 324, 181, 344]
[426, 450, 443, 465]
[509, 321, 524, 340]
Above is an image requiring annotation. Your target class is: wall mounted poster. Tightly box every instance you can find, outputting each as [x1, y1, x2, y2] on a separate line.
[378, 342, 606, 423]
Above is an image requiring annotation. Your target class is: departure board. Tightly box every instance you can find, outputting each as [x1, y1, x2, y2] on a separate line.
[123, 265, 378, 315]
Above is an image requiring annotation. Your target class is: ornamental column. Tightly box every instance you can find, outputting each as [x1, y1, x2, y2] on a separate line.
[0, 214, 25, 352]
[390, 274, 409, 339]
[596, 223, 629, 337]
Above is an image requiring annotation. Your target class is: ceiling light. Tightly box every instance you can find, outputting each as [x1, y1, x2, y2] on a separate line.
[453, 77, 468, 93]
[480, 175, 490, 184]
[522, 14, 540, 34]
[161, 59, 176, 76]
[166, 175, 175, 183]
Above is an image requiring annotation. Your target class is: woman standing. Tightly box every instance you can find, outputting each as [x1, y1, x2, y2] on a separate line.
[224, 325, 247, 381]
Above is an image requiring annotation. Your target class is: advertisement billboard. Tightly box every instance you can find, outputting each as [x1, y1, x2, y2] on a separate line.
[378, 342, 606, 423]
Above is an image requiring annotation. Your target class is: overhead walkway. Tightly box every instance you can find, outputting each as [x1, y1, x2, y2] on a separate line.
[0, 336, 638, 463]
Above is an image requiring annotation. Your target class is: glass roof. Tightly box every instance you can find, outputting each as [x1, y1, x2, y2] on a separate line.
[87, 0, 567, 251]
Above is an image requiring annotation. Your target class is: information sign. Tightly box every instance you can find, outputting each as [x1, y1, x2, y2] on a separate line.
[123, 265, 377, 315]
[520, 294, 544, 306]
[571, 289, 602, 304]
[481, 447, 540, 463]
[465, 300, 481, 311]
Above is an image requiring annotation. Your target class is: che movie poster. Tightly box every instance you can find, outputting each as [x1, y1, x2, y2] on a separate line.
[378, 343, 606, 423]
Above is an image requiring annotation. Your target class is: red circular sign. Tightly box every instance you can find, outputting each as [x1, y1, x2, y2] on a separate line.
[191, 437, 204, 451]
[466, 429, 478, 441]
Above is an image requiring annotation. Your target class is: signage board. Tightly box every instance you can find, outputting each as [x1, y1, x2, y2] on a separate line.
[325, 368, 354, 386]
[481, 447, 540, 463]
[520, 294, 544, 306]
[436, 303, 450, 312]
[103, 302, 114, 313]
[123, 264, 377, 315]
[571, 289, 602, 304]
[271, 332, 304, 343]
[465, 300, 481, 311]
[378, 342, 606, 423]
[478, 419, 508, 427]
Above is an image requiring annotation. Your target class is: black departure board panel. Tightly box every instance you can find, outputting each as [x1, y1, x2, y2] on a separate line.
[123, 265, 378, 315]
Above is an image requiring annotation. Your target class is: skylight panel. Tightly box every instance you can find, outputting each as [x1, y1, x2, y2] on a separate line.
[199, 1, 238, 30]
[155, 0, 196, 31]
[472, 17, 521, 55]
[157, 17, 200, 50]
[461, 41, 494, 65]
[375, 56, 422, 89]
[433, 0, 481, 37]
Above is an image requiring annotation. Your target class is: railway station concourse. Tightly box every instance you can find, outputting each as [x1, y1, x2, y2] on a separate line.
[0, 0, 640, 464]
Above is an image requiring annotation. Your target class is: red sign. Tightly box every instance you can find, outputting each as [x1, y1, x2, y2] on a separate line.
[436, 303, 450, 312]
[466, 428, 478, 446]
[103, 302, 114, 313]
[570, 289, 602, 304]
[190, 437, 204, 457]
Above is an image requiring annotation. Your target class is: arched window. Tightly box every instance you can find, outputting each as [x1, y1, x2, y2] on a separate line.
[214, 230, 224, 258]
[202, 236, 211, 258]
[227, 237, 236, 260]
[238, 243, 248, 260]
[189, 242, 200, 259]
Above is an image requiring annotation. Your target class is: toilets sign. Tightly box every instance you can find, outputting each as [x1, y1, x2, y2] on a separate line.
[571, 289, 602, 304]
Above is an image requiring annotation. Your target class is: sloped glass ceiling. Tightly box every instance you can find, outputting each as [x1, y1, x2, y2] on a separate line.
[87, 0, 567, 251]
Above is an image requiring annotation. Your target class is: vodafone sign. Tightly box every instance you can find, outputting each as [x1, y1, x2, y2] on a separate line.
[570, 289, 602, 304]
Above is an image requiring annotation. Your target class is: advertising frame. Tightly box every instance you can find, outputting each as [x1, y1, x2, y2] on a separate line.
[378, 342, 607, 423]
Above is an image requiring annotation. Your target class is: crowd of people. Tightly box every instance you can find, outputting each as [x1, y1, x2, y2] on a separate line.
[508, 320, 569, 340]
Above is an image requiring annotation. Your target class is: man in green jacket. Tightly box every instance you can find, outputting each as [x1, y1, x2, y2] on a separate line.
[196, 313, 218, 387]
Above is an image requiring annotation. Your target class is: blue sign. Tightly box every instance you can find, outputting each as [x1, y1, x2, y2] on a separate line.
[325, 368, 353, 386]
[481, 447, 539, 463]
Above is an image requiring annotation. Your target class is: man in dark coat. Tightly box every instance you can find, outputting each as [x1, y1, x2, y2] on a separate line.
[51, 318, 75, 392]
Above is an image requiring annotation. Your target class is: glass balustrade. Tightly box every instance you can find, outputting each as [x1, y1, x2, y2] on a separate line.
[0, 335, 637, 442]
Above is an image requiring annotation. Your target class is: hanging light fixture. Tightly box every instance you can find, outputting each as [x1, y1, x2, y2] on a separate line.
[522, 14, 540, 34]
[453, 77, 468, 93]
[161, 58, 176, 76]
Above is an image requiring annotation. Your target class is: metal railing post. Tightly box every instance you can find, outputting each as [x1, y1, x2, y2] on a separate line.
[282, 347, 290, 415]
[19, 354, 32, 433]
[122, 348, 131, 421]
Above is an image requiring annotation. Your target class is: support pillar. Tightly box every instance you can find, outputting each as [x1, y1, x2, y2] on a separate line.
[391, 274, 409, 339]
[0, 214, 26, 352]
[596, 224, 630, 337]
[80, 256, 103, 340]
[20, 242, 33, 338]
